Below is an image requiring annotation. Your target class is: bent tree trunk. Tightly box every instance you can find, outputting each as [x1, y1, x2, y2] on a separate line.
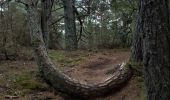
[27, 3, 132, 98]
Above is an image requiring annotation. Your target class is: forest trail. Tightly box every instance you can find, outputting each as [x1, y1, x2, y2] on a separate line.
[0, 49, 142, 100]
[59, 50, 141, 100]
[62, 50, 130, 85]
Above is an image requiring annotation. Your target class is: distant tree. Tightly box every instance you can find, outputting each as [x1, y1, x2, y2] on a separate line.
[62, 0, 77, 51]
[41, 0, 54, 49]
[0, 1, 22, 60]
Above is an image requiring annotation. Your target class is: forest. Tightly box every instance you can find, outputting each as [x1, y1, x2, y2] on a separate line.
[0, 0, 170, 100]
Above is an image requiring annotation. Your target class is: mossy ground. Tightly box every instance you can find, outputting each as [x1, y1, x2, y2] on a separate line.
[0, 63, 48, 97]
[0, 49, 93, 98]
[0, 49, 145, 100]
[127, 61, 147, 100]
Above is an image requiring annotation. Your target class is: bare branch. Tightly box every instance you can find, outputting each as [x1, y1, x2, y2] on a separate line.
[50, 16, 64, 26]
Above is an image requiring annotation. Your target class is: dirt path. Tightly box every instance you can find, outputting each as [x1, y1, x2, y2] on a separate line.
[54, 50, 142, 100]
[63, 51, 130, 84]
[0, 50, 142, 100]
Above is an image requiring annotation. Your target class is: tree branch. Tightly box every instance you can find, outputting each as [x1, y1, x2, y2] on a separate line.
[50, 16, 64, 26]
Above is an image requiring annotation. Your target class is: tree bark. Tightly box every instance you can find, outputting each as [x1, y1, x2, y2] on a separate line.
[140, 0, 170, 99]
[26, 2, 132, 98]
[41, 0, 53, 49]
[131, 4, 143, 63]
[62, 0, 78, 51]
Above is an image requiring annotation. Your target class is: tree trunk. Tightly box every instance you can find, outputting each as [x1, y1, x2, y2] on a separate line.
[131, 11, 143, 63]
[140, 0, 170, 99]
[26, 2, 132, 98]
[41, 0, 53, 49]
[63, 0, 78, 51]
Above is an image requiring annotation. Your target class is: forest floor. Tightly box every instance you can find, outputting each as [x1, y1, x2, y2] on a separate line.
[0, 49, 145, 100]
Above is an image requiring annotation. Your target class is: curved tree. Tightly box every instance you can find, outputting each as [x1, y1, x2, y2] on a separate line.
[21, 0, 132, 98]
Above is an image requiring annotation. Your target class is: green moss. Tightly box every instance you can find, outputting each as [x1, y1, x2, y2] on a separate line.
[127, 61, 143, 76]
[13, 72, 48, 90]
[136, 76, 144, 82]
[0, 78, 7, 86]
[48, 50, 65, 62]
[140, 83, 147, 100]
[19, 89, 32, 96]
[112, 48, 130, 52]
[141, 93, 147, 100]
[127, 61, 146, 100]
[18, 80, 48, 90]
[48, 50, 86, 67]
